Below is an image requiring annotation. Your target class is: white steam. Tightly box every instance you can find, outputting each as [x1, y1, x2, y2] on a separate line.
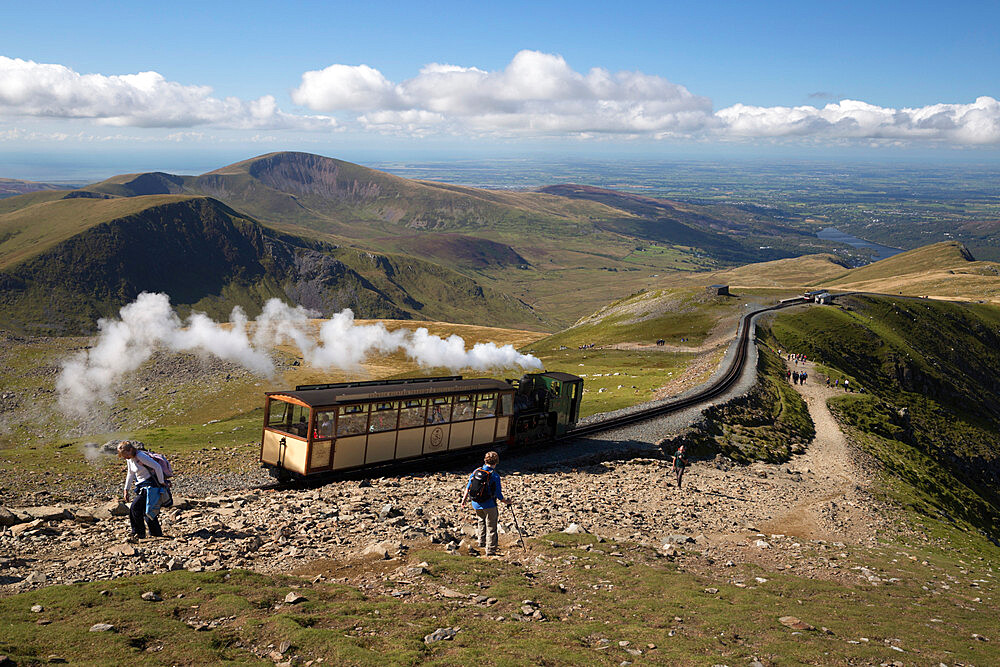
[57, 292, 543, 417]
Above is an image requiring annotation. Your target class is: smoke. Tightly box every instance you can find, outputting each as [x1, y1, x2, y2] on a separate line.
[57, 292, 543, 417]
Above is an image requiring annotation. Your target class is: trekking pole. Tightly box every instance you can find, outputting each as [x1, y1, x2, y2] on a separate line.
[506, 504, 529, 552]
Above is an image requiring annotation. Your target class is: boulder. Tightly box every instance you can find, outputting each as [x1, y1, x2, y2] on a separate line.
[25, 572, 47, 585]
[362, 543, 390, 560]
[0, 507, 22, 527]
[424, 627, 460, 644]
[67, 509, 98, 524]
[89, 623, 115, 633]
[562, 523, 589, 535]
[101, 501, 129, 518]
[141, 591, 162, 602]
[778, 616, 814, 631]
[284, 592, 307, 605]
[666, 534, 693, 544]
[22, 506, 71, 522]
[11, 520, 44, 536]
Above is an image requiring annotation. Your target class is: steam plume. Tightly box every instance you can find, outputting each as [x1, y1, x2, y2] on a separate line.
[57, 292, 542, 417]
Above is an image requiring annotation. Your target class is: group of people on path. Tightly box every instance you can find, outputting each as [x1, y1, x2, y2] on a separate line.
[788, 369, 808, 385]
[826, 377, 853, 392]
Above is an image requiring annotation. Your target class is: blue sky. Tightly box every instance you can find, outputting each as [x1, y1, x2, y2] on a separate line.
[2, 0, 999, 177]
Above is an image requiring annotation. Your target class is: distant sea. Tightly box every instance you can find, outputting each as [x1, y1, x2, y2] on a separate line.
[816, 227, 903, 262]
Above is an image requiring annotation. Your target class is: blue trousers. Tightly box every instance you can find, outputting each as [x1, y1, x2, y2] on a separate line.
[129, 483, 163, 537]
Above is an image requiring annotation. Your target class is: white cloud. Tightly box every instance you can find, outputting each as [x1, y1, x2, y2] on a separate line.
[2, 53, 998, 147]
[716, 96, 1000, 145]
[294, 49, 714, 137]
[292, 50, 1000, 145]
[0, 56, 337, 130]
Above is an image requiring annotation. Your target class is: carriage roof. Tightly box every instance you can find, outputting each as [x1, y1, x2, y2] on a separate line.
[267, 377, 513, 408]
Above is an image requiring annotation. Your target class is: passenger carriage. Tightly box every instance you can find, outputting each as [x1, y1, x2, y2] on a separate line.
[260, 372, 583, 480]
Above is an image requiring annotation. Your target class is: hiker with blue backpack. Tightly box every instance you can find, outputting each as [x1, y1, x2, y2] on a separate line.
[460, 451, 511, 557]
[117, 441, 173, 542]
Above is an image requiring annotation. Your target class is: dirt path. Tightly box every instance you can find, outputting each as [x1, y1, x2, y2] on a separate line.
[759, 360, 874, 542]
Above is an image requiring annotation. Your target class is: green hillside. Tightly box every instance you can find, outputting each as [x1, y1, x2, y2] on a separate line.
[765, 295, 1000, 540]
[0, 195, 541, 335]
[820, 241, 1000, 301]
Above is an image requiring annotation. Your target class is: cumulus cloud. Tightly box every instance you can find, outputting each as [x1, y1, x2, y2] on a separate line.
[0, 56, 336, 130]
[292, 50, 1000, 145]
[716, 96, 1000, 145]
[3, 52, 998, 146]
[294, 49, 714, 137]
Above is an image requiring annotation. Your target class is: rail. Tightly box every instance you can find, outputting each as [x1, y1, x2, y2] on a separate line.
[563, 297, 809, 438]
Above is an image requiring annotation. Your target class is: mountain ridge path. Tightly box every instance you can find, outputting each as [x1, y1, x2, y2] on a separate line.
[759, 359, 878, 543]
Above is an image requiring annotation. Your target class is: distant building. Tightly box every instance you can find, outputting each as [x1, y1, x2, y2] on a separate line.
[707, 284, 730, 296]
[813, 291, 832, 304]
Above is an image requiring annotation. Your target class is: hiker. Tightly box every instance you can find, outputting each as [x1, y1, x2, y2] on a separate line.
[672, 444, 689, 488]
[792, 370, 799, 384]
[825, 376, 830, 387]
[460, 451, 510, 557]
[117, 441, 166, 541]
[800, 371, 807, 384]
[786, 369, 792, 382]
[844, 379, 850, 392]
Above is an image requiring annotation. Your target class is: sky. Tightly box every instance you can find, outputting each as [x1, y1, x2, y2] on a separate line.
[2, 0, 999, 179]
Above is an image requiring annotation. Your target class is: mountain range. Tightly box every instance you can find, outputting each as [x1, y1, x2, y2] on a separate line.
[0, 151, 970, 335]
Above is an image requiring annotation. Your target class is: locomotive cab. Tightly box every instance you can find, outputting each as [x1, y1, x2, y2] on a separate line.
[510, 371, 583, 445]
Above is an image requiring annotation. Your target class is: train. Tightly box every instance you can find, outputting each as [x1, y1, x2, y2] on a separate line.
[259, 371, 584, 480]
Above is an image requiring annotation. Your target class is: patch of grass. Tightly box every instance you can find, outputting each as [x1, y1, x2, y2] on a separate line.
[2, 533, 997, 665]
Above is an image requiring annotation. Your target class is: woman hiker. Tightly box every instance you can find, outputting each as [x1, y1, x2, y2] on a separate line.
[117, 441, 166, 541]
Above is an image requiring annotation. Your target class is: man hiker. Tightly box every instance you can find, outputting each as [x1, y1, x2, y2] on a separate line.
[460, 450, 510, 557]
[672, 444, 689, 489]
[117, 441, 166, 541]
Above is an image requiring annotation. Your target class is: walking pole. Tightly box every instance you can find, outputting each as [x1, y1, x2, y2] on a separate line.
[506, 503, 529, 552]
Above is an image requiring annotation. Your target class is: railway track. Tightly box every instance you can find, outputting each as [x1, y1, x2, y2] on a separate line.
[565, 297, 810, 439]
[261, 297, 813, 489]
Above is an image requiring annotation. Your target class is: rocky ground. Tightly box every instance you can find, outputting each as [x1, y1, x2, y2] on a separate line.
[1, 360, 915, 598]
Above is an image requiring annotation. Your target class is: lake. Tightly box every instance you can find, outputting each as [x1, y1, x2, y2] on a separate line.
[816, 227, 903, 262]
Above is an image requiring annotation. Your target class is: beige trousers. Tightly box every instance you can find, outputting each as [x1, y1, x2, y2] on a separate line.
[474, 506, 499, 554]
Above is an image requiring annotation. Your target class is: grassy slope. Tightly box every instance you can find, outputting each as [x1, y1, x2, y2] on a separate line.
[824, 241, 1000, 301]
[765, 296, 1000, 539]
[1, 531, 996, 665]
[0, 195, 196, 270]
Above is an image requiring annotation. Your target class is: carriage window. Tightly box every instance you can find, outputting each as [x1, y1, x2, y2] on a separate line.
[476, 393, 497, 419]
[452, 395, 474, 421]
[369, 402, 399, 432]
[550, 381, 561, 396]
[427, 397, 451, 424]
[337, 405, 368, 437]
[399, 399, 427, 428]
[500, 393, 513, 417]
[267, 400, 310, 438]
[315, 411, 335, 439]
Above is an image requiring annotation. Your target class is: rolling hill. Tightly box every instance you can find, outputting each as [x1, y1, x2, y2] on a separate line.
[0, 194, 541, 335]
[821, 241, 1000, 300]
